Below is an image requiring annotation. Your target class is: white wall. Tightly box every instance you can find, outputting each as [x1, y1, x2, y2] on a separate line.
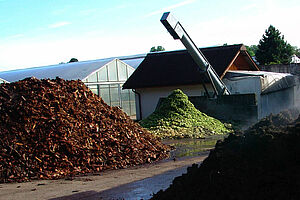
[135, 78, 263, 120]
[224, 76, 295, 119]
[135, 75, 295, 121]
[135, 84, 209, 120]
[223, 76, 262, 95]
[260, 87, 294, 118]
[223, 76, 262, 118]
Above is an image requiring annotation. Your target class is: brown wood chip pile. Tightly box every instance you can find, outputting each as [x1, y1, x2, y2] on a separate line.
[0, 77, 170, 183]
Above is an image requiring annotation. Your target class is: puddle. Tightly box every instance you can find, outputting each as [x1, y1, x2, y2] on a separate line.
[97, 136, 227, 200]
[163, 135, 226, 159]
[98, 166, 189, 200]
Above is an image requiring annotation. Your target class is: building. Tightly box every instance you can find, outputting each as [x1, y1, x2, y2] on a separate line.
[123, 44, 295, 123]
[260, 63, 300, 105]
[1, 44, 295, 123]
[291, 54, 300, 64]
[0, 55, 146, 116]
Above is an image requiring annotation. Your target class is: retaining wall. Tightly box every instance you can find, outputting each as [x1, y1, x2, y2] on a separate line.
[188, 94, 258, 124]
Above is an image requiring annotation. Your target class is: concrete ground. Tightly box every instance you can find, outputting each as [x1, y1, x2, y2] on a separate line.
[0, 154, 208, 200]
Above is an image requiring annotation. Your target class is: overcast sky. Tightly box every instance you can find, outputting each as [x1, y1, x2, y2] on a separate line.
[0, 0, 299, 71]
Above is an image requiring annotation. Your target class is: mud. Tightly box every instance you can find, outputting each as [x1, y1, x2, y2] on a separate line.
[164, 136, 225, 159]
[152, 109, 300, 200]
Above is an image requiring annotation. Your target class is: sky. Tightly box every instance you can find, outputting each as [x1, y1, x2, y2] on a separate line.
[0, 0, 299, 71]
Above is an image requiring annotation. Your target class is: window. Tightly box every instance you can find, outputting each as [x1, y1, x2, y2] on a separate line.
[129, 90, 136, 116]
[98, 66, 108, 82]
[121, 89, 130, 114]
[110, 84, 120, 107]
[99, 85, 110, 104]
[118, 62, 128, 81]
[107, 61, 118, 81]
[87, 72, 97, 83]
[127, 67, 135, 77]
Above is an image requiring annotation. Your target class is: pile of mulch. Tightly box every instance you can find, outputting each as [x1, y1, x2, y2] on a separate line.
[0, 77, 170, 183]
[245, 108, 300, 134]
[140, 89, 232, 139]
[152, 109, 300, 200]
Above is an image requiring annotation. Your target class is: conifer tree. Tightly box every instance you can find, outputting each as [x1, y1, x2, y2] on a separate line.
[256, 25, 293, 65]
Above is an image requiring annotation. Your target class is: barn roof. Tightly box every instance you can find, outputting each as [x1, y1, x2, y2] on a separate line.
[123, 44, 258, 89]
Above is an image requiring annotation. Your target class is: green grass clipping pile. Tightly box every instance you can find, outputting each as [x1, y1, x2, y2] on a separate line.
[139, 89, 232, 139]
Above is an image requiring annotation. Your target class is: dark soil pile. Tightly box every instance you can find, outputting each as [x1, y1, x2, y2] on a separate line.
[0, 77, 169, 183]
[152, 109, 300, 200]
[246, 108, 300, 134]
[140, 89, 232, 139]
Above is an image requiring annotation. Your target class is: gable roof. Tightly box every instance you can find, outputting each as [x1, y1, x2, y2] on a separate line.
[123, 44, 258, 89]
[0, 54, 145, 83]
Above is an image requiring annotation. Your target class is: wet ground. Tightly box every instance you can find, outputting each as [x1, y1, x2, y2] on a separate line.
[96, 136, 224, 200]
[164, 136, 224, 159]
[0, 137, 225, 200]
[98, 165, 190, 200]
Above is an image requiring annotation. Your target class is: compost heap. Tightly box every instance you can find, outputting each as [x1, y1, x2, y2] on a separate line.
[139, 89, 232, 139]
[0, 77, 170, 183]
[152, 109, 300, 200]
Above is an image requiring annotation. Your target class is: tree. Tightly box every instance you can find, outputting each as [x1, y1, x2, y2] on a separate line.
[69, 58, 78, 63]
[246, 45, 258, 57]
[255, 25, 293, 65]
[150, 46, 165, 52]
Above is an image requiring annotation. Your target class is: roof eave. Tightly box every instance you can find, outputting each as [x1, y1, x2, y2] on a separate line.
[220, 50, 241, 79]
[220, 45, 260, 79]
